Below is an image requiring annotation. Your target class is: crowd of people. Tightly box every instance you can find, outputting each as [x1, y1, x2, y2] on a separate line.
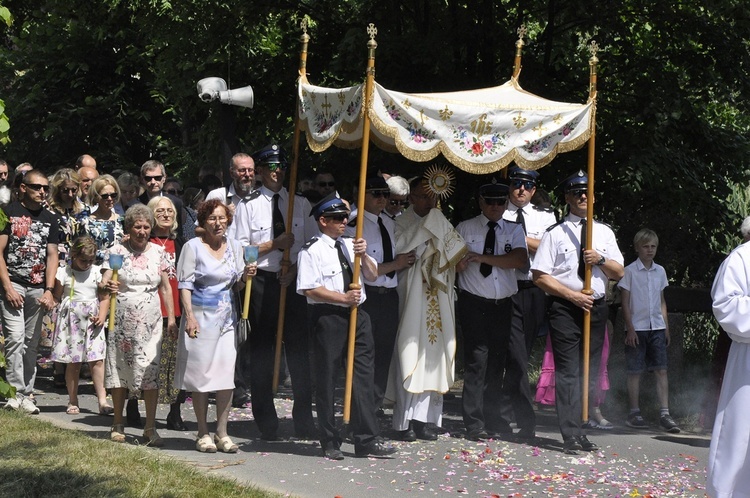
[0, 151, 744, 486]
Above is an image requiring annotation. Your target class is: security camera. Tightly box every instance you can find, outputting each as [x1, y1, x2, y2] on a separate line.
[197, 77, 254, 109]
[197, 77, 227, 102]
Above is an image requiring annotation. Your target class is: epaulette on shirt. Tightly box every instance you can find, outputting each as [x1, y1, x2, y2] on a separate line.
[246, 189, 262, 201]
[347, 219, 357, 228]
[302, 237, 319, 250]
[546, 220, 564, 232]
[533, 204, 555, 214]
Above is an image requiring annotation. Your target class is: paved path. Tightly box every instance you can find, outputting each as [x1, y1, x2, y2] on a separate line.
[30, 373, 710, 497]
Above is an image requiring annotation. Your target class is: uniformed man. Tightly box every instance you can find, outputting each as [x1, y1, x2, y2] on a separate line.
[297, 194, 397, 460]
[455, 181, 528, 441]
[344, 177, 415, 417]
[234, 144, 318, 440]
[531, 170, 624, 454]
[500, 166, 557, 438]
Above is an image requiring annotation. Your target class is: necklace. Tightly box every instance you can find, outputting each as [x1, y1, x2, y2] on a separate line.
[151, 234, 170, 248]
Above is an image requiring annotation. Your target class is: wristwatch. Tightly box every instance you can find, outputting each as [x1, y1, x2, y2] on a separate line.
[595, 255, 606, 266]
[45, 286, 54, 292]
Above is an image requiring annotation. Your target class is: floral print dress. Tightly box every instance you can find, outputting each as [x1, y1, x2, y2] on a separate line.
[103, 243, 168, 392]
[78, 214, 125, 265]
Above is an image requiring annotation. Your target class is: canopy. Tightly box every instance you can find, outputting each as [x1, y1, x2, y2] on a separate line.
[298, 76, 594, 174]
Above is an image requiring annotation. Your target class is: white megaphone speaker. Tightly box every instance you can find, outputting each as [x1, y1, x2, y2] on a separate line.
[197, 77, 254, 109]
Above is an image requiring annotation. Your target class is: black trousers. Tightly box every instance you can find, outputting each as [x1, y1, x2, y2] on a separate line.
[309, 304, 378, 450]
[457, 291, 518, 433]
[548, 296, 608, 439]
[245, 270, 314, 436]
[361, 286, 399, 409]
[500, 284, 547, 430]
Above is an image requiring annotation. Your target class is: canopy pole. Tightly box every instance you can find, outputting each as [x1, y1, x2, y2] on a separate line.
[582, 41, 599, 424]
[512, 24, 526, 80]
[272, 19, 311, 393]
[343, 23, 377, 425]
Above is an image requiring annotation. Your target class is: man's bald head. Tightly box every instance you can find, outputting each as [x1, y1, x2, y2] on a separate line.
[76, 154, 97, 171]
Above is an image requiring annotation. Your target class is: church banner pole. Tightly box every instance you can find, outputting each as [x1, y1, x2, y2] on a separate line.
[582, 41, 599, 424]
[272, 19, 311, 393]
[343, 23, 377, 425]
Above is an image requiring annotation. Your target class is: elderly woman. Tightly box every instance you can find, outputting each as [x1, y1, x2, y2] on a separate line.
[175, 199, 255, 453]
[103, 204, 177, 446]
[79, 175, 124, 264]
[147, 196, 186, 430]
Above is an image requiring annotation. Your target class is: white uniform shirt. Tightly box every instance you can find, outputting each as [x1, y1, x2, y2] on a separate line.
[234, 186, 316, 272]
[296, 233, 370, 307]
[503, 201, 556, 280]
[618, 259, 668, 331]
[531, 213, 624, 300]
[456, 214, 527, 300]
[206, 183, 255, 239]
[344, 210, 397, 288]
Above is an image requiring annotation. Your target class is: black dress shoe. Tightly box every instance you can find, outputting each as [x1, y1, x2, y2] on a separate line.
[260, 432, 281, 441]
[294, 424, 318, 440]
[355, 441, 398, 458]
[562, 436, 582, 455]
[413, 421, 438, 441]
[126, 398, 142, 428]
[514, 428, 536, 441]
[166, 410, 188, 431]
[323, 442, 344, 460]
[231, 392, 251, 408]
[578, 435, 599, 452]
[397, 427, 417, 442]
[465, 428, 489, 441]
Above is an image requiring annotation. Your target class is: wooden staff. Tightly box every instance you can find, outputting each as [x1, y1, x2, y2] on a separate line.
[343, 23, 378, 425]
[581, 41, 599, 424]
[272, 19, 311, 393]
[107, 253, 124, 332]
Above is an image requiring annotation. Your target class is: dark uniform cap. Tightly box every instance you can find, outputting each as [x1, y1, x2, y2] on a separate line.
[365, 176, 389, 191]
[253, 144, 289, 165]
[508, 165, 540, 184]
[562, 170, 588, 192]
[478, 181, 509, 199]
[310, 192, 349, 219]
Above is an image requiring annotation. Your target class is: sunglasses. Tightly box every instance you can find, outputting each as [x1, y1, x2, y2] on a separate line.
[511, 180, 536, 190]
[568, 188, 587, 197]
[482, 197, 507, 206]
[318, 181, 335, 187]
[99, 192, 118, 199]
[144, 175, 164, 183]
[165, 189, 182, 196]
[266, 163, 288, 172]
[61, 187, 78, 194]
[24, 183, 50, 192]
[389, 199, 409, 207]
[367, 190, 390, 199]
[324, 214, 348, 222]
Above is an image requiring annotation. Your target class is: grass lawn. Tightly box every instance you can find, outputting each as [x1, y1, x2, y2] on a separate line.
[0, 409, 283, 498]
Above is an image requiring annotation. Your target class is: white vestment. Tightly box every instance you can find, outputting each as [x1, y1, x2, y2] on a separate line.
[708, 241, 750, 498]
[386, 208, 467, 429]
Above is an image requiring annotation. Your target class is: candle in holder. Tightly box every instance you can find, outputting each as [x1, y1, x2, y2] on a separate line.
[242, 246, 259, 320]
[107, 253, 124, 332]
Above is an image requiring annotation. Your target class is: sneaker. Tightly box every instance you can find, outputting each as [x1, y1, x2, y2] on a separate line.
[660, 414, 681, 434]
[20, 396, 40, 415]
[626, 412, 647, 428]
[4, 396, 21, 411]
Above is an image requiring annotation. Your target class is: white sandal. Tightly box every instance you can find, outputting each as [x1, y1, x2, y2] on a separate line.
[214, 434, 239, 453]
[196, 434, 217, 453]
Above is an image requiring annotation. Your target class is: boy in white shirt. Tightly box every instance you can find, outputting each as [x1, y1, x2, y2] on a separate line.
[618, 228, 680, 433]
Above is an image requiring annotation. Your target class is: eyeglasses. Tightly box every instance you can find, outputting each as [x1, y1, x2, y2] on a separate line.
[511, 180, 536, 190]
[99, 193, 118, 199]
[324, 214, 348, 222]
[235, 168, 254, 175]
[143, 175, 164, 183]
[155, 208, 175, 215]
[165, 189, 182, 196]
[367, 190, 390, 199]
[568, 188, 587, 197]
[482, 197, 507, 206]
[266, 163, 288, 173]
[207, 216, 228, 223]
[389, 199, 409, 207]
[24, 183, 50, 192]
[318, 181, 335, 187]
[61, 187, 78, 194]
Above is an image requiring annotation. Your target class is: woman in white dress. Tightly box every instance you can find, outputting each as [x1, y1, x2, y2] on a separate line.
[175, 199, 256, 453]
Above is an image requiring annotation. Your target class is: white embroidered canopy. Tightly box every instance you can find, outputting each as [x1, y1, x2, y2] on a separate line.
[298, 76, 594, 174]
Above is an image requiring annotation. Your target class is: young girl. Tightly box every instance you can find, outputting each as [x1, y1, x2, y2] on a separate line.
[51, 235, 111, 415]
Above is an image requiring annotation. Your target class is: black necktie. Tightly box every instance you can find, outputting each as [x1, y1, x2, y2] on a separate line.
[272, 194, 284, 251]
[516, 207, 527, 235]
[336, 240, 353, 291]
[378, 216, 395, 278]
[578, 219, 587, 281]
[480, 221, 497, 278]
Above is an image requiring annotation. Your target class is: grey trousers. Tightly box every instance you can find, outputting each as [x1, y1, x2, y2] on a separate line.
[1, 283, 45, 395]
